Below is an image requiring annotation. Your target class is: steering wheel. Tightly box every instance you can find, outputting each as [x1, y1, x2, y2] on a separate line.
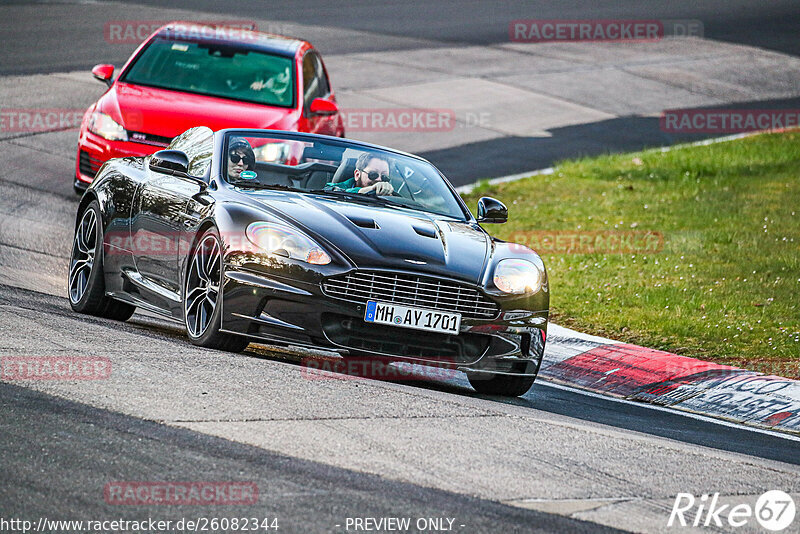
[364, 188, 402, 198]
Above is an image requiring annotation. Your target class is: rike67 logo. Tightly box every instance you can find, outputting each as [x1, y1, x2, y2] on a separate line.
[668, 491, 796, 531]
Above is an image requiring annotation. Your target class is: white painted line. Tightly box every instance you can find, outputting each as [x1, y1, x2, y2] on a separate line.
[539, 380, 800, 442]
[455, 131, 762, 194]
[547, 323, 621, 346]
[455, 167, 553, 194]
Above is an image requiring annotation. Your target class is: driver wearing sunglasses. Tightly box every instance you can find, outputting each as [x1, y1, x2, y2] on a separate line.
[327, 152, 394, 196]
[227, 138, 256, 180]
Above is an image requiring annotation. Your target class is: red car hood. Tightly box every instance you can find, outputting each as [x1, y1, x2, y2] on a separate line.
[99, 82, 299, 138]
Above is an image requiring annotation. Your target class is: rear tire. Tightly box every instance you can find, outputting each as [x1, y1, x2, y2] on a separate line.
[184, 227, 250, 353]
[68, 200, 135, 321]
[467, 373, 535, 397]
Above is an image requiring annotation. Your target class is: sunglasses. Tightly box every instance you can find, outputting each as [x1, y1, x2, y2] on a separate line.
[229, 154, 252, 165]
[360, 170, 390, 182]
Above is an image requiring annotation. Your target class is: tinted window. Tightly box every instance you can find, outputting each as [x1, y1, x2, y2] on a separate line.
[123, 38, 294, 107]
[302, 52, 330, 107]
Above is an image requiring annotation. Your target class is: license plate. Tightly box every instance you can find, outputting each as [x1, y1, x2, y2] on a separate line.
[364, 300, 461, 334]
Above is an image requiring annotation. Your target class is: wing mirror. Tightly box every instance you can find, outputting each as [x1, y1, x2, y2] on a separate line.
[150, 150, 190, 175]
[476, 197, 508, 223]
[308, 97, 339, 116]
[149, 150, 207, 191]
[91, 64, 115, 87]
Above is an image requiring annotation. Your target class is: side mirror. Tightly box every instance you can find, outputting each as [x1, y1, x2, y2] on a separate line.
[308, 97, 339, 116]
[150, 150, 208, 191]
[91, 64, 115, 87]
[476, 197, 508, 223]
[150, 150, 190, 175]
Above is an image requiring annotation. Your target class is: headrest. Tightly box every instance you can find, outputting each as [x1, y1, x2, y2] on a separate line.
[330, 157, 358, 184]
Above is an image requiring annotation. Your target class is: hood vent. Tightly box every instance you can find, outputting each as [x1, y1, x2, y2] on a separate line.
[346, 215, 379, 229]
[413, 224, 438, 239]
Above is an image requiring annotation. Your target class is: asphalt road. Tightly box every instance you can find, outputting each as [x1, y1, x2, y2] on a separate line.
[3, 1, 800, 183]
[3, 0, 799, 74]
[2, 1, 800, 532]
[2, 283, 799, 533]
[1, 379, 616, 534]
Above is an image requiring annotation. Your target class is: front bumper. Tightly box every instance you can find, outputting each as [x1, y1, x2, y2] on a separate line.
[220, 264, 548, 377]
[75, 130, 167, 187]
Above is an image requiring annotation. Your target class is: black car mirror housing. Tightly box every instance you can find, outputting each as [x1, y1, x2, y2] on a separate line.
[149, 150, 207, 192]
[476, 197, 508, 223]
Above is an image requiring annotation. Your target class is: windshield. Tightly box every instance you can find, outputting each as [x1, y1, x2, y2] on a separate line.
[122, 38, 294, 107]
[223, 133, 468, 220]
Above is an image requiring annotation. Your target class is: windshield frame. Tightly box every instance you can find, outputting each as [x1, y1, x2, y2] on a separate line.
[118, 37, 297, 109]
[219, 130, 473, 221]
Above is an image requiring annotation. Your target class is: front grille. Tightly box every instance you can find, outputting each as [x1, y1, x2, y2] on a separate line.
[322, 270, 500, 320]
[78, 150, 103, 177]
[126, 131, 172, 147]
[321, 313, 490, 363]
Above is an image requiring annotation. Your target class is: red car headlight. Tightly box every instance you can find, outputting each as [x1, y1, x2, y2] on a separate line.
[88, 112, 128, 142]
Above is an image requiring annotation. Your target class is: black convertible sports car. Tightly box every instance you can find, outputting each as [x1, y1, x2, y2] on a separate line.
[68, 127, 549, 396]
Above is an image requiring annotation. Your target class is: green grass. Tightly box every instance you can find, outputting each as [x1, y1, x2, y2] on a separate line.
[461, 131, 800, 377]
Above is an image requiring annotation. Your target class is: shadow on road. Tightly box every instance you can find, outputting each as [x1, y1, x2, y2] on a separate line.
[424, 96, 800, 186]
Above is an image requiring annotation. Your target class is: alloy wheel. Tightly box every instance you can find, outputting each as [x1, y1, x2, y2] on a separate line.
[185, 234, 221, 338]
[69, 208, 97, 304]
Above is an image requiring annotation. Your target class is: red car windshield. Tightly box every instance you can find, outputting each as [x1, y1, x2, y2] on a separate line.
[122, 38, 295, 107]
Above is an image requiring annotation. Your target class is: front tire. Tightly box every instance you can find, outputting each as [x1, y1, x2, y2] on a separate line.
[68, 200, 135, 320]
[467, 373, 535, 397]
[183, 227, 249, 352]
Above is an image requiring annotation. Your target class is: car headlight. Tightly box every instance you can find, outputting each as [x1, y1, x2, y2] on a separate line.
[246, 222, 331, 265]
[88, 112, 128, 141]
[493, 259, 544, 294]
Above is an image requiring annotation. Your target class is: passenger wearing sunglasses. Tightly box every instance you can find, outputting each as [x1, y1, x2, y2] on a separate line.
[327, 152, 394, 195]
[227, 138, 256, 180]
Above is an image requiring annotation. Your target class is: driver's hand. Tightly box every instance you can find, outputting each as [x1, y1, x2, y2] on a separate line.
[372, 182, 394, 196]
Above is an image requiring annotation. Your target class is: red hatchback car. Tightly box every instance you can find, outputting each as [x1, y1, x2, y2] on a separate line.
[75, 22, 344, 193]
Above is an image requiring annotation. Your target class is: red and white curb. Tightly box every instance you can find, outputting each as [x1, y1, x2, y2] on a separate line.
[544, 324, 800, 435]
